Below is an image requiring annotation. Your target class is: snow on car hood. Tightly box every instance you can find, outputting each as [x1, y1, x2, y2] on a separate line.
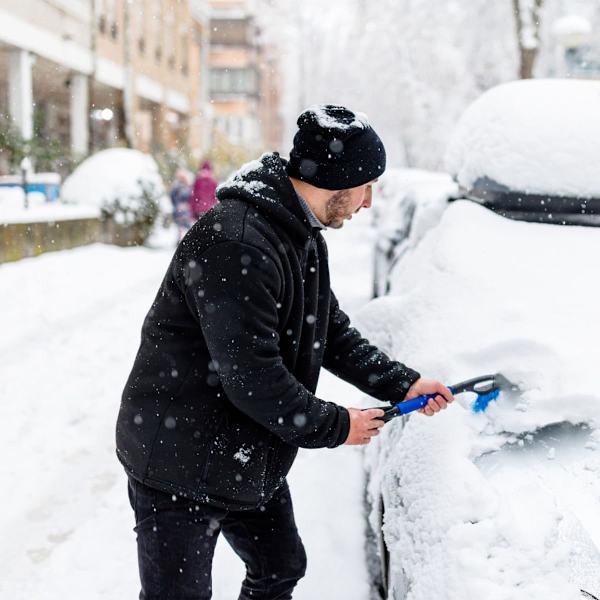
[445, 79, 600, 199]
[357, 202, 600, 599]
[359, 200, 600, 436]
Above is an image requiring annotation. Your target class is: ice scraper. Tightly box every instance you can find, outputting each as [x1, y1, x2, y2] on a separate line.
[369, 373, 519, 423]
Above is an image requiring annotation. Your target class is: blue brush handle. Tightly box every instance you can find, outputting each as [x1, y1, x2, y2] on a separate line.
[395, 385, 456, 415]
[367, 386, 457, 422]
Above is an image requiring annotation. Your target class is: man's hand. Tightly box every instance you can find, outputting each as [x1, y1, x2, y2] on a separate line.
[405, 378, 454, 417]
[344, 408, 385, 445]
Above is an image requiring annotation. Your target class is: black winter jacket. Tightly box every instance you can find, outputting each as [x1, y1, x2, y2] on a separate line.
[116, 153, 420, 510]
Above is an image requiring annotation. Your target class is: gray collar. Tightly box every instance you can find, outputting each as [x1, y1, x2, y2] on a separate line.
[295, 191, 326, 230]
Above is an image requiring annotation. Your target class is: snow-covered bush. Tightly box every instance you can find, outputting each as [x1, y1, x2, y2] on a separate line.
[99, 178, 160, 234]
[62, 148, 167, 244]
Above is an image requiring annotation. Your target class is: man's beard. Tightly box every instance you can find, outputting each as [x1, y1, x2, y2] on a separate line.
[324, 190, 352, 229]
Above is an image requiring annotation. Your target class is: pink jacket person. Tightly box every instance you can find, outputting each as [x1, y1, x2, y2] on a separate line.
[191, 160, 217, 219]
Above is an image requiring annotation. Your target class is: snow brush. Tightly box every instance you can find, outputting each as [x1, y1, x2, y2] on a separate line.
[371, 373, 519, 423]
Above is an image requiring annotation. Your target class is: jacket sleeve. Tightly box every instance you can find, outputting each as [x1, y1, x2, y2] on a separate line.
[322, 290, 420, 404]
[175, 241, 350, 449]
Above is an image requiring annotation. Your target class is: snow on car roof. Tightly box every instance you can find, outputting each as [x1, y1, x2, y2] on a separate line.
[445, 79, 600, 199]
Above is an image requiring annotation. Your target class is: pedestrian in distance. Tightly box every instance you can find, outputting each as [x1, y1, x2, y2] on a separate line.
[190, 159, 218, 221]
[170, 168, 193, 242]
[116, 104, 454, 600]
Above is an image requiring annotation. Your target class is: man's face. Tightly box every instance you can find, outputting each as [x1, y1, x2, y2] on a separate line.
[324, 179, 377, 229]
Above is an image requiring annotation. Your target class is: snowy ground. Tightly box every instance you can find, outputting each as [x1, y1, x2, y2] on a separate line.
[0, 211, 375, 599]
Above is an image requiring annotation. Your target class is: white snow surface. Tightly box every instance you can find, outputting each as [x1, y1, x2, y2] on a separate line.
[445, 79, 600, 198]
[357, 200, 600, 599]
[0, 188, 100, 224]
[375, 168, 457, 246]
[368, 199, 600, 434]
[0, 211, 375, 599]
[61, 148, 167, 211]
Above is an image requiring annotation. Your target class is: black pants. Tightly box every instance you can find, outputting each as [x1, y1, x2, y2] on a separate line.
[127, 476, 307, 600]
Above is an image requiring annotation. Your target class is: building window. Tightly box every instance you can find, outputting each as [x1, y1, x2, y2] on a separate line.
[210, 18, 250, 46]
[182, 37, 189, 76]
[152, 0, 162, 63]
[106, 0, 117, 40]
[165, 5, 176, 69]
[96, 0, 113, 35]
[210, 68, 258, 95]
[136, 0, 146, 55]
[180, 26, 190, 77]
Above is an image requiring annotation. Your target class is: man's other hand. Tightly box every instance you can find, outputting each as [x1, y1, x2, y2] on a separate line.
[405, 378, 454, 417]
[344, 408, 385, 445]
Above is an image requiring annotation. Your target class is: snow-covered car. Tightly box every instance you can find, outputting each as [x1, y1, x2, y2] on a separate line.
[371, 170, 457, 298]
[359, 79, 600, 600]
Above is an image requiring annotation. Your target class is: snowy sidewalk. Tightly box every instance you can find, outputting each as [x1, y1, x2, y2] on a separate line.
[0, 212, 375, 599]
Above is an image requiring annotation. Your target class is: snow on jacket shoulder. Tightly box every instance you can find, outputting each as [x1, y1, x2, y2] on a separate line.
[115, 152, 419, 510]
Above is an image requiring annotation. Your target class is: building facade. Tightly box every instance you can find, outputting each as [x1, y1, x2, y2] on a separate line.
[208, 0, 283, 152]
[0, 0, 211, 172]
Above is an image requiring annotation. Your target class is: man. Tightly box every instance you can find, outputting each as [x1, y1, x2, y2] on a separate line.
[116, 104, 453, 599]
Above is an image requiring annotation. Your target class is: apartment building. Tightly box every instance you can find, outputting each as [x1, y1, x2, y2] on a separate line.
[0, 0, 211, 169]
[208, 0, 283, 151]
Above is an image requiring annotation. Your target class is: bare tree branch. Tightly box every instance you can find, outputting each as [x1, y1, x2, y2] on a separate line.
[513, 0, 545, 78]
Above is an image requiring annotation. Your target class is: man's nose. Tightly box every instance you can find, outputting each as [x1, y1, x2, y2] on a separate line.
[362, 190, 373, 209]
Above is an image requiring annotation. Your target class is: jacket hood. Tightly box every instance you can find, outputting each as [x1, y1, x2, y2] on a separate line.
[216, 152, 314, 244]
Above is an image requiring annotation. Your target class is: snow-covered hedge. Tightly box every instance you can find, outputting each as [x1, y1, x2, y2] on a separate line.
[62, 149, 167, 243]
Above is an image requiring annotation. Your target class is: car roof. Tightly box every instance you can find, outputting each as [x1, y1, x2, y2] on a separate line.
[445, 79, 600, 203]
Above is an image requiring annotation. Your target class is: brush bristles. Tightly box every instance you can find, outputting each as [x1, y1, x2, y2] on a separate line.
[472, 388, 500, 413]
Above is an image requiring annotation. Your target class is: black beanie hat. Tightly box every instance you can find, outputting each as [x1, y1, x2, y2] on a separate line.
[286, 104, 386, 190]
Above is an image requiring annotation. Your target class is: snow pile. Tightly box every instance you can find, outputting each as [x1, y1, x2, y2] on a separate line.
[357, 201, 600, 598]
[62, 148, 168, 222]
[445, 79, 600, 199]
